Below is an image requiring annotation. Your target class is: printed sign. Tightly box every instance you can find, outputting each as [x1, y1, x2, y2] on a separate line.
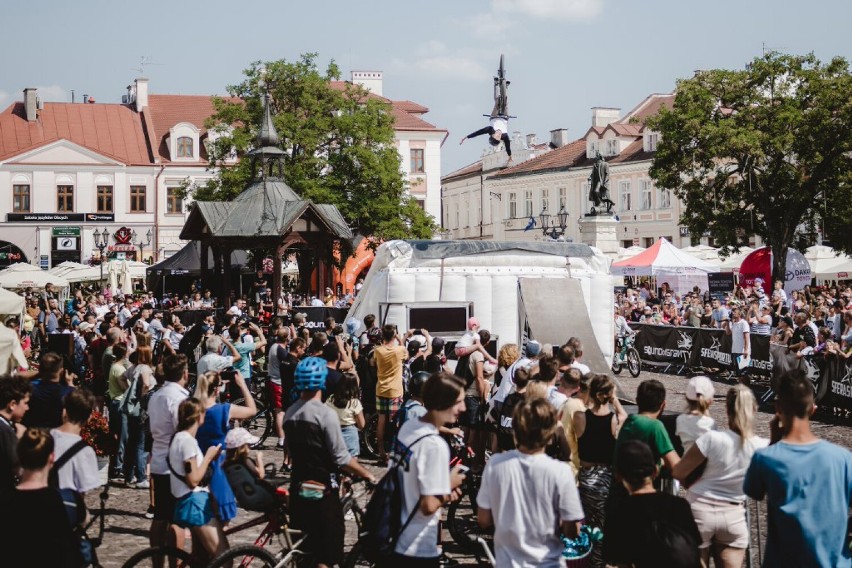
[52, 227, 81, 237]
[7, 213, 115, 222]
[707, 272, 735, 298]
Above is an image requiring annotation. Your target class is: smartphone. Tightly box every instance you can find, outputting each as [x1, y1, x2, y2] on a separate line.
[455, 464, 470, 475]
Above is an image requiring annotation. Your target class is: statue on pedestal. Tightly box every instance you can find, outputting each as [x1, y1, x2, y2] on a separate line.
[588, 151, 615, 215]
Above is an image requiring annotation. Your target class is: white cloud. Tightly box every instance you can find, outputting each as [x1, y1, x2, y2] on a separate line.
[35, 85, 68, 102]
[414, 56, 490, 81]
[490, 0, 604, 22]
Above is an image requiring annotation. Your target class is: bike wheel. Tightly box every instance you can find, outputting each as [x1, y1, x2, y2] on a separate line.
[121, 546, 194, 568]
[611, 359, 623, 375]
[446, 478, 492, 554]
[232, 398, 272, 447]
[208, 544, 278, 568]
[627, 348, 642, 377]
[363, 414, 394, 458]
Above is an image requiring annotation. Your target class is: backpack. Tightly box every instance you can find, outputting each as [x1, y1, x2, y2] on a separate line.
[49, 439, 94, 568]
[120, 367, 146, 418]
[224, 460, 279, 512]
[643, 518, 701, 568]
[393, 398, 423, 432]
[358, 433, 436, 561]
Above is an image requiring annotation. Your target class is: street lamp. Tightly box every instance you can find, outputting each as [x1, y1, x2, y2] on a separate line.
[92, 228, 109, 288]
[131, 228, 152, 263]
[539, 204, 570, 240]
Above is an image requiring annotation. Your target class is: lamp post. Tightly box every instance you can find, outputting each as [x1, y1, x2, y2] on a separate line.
[92, 228, 109, 289]
[131, 228, 152, 263]
[539, 204, 570, 240]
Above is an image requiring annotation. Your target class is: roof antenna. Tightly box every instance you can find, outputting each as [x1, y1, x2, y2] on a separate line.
[131, 56, 164, 76]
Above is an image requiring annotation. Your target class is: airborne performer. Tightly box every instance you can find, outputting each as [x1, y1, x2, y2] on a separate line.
[460, 55, 514, 164]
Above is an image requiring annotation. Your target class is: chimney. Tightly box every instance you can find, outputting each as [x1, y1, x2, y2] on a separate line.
[525, 133, 537, 148]
[549, 128, 569, 148]
[82, 94, 89, 104]
[134, 77, 149, 111]
[591, 107, 620, 128]
[351, 71, 383, 96]
[23, 88, 38, 121]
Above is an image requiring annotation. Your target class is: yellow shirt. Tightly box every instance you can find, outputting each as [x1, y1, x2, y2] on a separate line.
[374, 344, 407, 399]
[561, 397, 587, 477]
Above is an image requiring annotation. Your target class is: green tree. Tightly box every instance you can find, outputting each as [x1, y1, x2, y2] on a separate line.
[648, 52, 852, 283]
[196, 53, 436, 245]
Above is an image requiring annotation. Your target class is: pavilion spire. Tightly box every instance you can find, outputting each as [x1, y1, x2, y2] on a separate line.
[248, 87, 285, 181]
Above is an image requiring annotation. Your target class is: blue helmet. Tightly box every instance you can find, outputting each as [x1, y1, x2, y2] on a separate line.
[294, 356, 328, 392]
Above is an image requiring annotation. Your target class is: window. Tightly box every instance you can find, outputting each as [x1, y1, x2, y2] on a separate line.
[410, 149, 425, 173]
[607, 139, 618, 156]
[643, 237, 656, 248]
[96, 185, 113, 213]
[558, 187, 567, 208]
[619, 181, 632, 211]
[641, 180, 653, 210]
[646, 132, 659, 152]
[524, 190, 533, 218]
[130, 185, 146, 212]
[57, 185, 74, 212]
[177, 137, 193, 158]
[658, 186, 671, 209]
[541, 188, 550, 213]
[13, 184, 30, 212]
[166, 187, 183, 214]
[508, 192, 518, 218]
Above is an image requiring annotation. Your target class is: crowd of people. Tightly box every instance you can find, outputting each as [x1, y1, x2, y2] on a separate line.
[0, 278, 852, 567]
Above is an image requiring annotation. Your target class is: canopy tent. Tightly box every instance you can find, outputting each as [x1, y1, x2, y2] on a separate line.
[0, 263, 68, 290]
[0, 324, 27, 374]
[147, 241, 248, 277]
[617, 246, 646, 261]
[804, 245, 852, 283]
[60, 260, 149, 284]
[718, 247, 754, 273]
[611, 238, 720, 294]
[48, 261, 88, 278]
[0, 287, 25, 317]
[681, 244, 722, 263]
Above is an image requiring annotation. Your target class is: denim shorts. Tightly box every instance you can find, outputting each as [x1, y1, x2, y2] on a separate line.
[173, 491, 214, 528]
[340, 424, 360, 457]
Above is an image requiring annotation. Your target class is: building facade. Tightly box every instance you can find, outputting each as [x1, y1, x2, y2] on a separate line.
[0, 73, 445, 268]
[442, 94, 760, 250]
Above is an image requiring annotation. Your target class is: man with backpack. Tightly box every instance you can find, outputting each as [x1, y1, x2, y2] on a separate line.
[50, 389, 100, 494]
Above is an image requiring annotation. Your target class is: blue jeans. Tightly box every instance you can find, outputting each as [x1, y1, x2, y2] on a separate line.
[124, 415, 147, 482]
[340, 425, 360, 457]
[108, 399, 128, 473]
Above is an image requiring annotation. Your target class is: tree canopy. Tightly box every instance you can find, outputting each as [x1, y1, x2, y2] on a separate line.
[195, 53, 436, 244]
[648, 52, 852, 282]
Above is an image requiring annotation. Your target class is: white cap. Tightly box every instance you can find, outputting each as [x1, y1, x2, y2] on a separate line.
[686, 375, 715, 401]
[224, 427, 260, 449]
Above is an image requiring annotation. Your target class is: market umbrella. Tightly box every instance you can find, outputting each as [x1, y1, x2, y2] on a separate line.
[0, 263, 68, 289]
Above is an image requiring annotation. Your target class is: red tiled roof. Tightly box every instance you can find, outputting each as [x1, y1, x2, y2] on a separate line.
[442, 160, 483, 182]
[145, 94, 240, 163]
[605, 123, 643, 137]
[0, 101, 152, 164]
[495, 139, 587, 177]
[393, 100, 429, 114]
[620, 93, 674, 124]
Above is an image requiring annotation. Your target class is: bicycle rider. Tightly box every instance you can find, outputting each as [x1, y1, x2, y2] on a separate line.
[283, 357, 377, 568]
[614, 305, 635, 356]
[459, 57, 513, 165]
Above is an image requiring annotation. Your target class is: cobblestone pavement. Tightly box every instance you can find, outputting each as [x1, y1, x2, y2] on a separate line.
[92, 369, 852, 567]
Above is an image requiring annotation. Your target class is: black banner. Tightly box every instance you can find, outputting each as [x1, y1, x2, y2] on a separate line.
[6, 213, 115, 222]
[708, 272, 735, 298]
[295, 307, 350, 330]
[633, 324, 772, 376]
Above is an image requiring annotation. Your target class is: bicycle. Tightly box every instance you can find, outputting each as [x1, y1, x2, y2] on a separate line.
[123, 484, 298, 568]
[362, 412, 395, 458]
[611, 334, 641, 377]
[445, 435, 494, 558]
[231, 373, 273, 448]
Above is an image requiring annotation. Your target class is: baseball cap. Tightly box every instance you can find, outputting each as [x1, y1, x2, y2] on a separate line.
[686, 375, 715, 401]
[525, 340, 542, 358]
[224, 427, 260, 449]
[407, 340, 422, 357]
[616, 440, 657, 480]
[78, 322, 93, 333]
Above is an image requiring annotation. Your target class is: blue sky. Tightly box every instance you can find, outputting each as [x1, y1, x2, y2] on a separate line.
[1, 0, 850, 175]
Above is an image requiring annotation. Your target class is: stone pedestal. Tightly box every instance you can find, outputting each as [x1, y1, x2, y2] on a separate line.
[579, 214, 619, 258]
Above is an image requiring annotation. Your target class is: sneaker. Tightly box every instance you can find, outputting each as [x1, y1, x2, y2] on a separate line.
[136, 480, 150, 489]
[144, 506, 154, 520]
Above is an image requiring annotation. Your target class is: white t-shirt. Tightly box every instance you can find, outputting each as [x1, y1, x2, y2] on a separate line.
[51, 429, 101, 493]
[546, 386, 568, 410]
[477, 450, 585, 567]
[689, 430, 768, 503]
[494, 357, 530, 404]
[456, 330, 476, 351]
[196, 352, 234, 376]
[148, 381, 190, 475]
[570, 361, 590, 375]
[168, 430, 207, 499]
[394, 419, 450, 558]
[675, 414, 715, 452]
[729, 319, 750, 353]
[490, 116, 508, 133]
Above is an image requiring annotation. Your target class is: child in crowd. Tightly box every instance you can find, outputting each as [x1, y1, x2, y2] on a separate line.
[603, 440, 700, 568]
[454, 317, 497, 364]
[494, 365, 531, 451]
[616, 379, 680, 473]
[675, 376, 715, 452]
[325, 374, 365, 457]
[224, 427, 264, 480]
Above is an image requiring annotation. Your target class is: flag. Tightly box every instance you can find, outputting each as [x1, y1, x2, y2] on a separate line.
[524, 217, 536, 231]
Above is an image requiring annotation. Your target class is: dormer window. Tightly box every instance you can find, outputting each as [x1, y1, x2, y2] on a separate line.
[645, 131, 659, 152]
[168, 122, 200, 161]
[177, 137, 193, 158]
[606, 139, 619, 156]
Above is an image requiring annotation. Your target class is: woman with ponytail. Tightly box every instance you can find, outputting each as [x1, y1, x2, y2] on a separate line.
[193, 370, 256, 524]
[673, 385, 768, 568]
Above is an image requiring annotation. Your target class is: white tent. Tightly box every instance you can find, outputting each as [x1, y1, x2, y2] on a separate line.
[718, 247, 754, 273]
[0, 287, 24, 317]
[48, 261, 88, 278]
[0, 324, 27, 374]
[681, 244, 722, 263]
[805, 245, 852, 283]
[617, 246, 646, 260]
[611, 238, 720, 294]
[0, 263, 68, 289]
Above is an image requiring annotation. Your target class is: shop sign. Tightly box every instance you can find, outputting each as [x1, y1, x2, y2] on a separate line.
[52, 227, 81, 237]
[7, 213, 115, 222]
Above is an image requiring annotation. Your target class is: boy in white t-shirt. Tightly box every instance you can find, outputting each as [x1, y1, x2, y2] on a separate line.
[51, 389, 100, 494]
[477, 397, 585, 567]
[391, 373, 468, 564]
[454, 317, 497, 365]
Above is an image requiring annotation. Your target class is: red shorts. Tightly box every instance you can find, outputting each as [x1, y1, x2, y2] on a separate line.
[267, 381, 283, 410]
